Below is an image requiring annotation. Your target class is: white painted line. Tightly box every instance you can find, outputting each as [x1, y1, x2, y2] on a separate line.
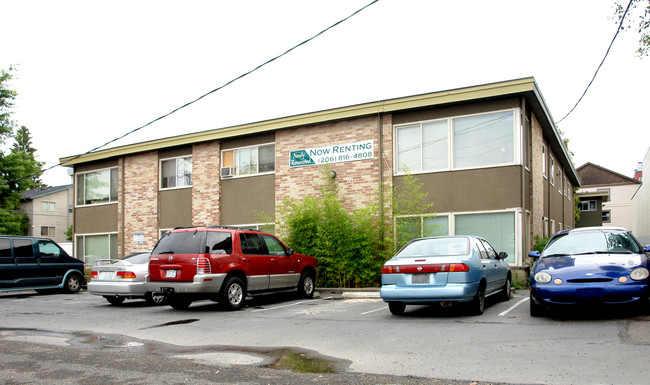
[250, 300, 312, 313]
[361, 306, 386, 315]
[498, 297, 529, 316]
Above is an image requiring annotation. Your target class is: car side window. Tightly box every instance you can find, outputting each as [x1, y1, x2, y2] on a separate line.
[475, 239, 489, 259]
[261, 234, 286, 256]
[13, 239, 34, 260]
[0, 239, 11, 259]
[38, 240, 62, 258]
[206, 232, 232, 254]
[240, 233, 266, 255]
[480, 239, 498, 259]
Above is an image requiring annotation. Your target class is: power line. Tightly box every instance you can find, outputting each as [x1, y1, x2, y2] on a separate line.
[5, 0, 380, 185]
[555, 0, 634, 124]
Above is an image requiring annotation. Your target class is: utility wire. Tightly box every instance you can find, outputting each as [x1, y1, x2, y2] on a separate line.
[6, 0, 380, 186]
[555, 0, 633, 124]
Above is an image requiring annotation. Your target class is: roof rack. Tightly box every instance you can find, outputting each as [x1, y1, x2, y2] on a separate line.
[170, 225, 261, 232]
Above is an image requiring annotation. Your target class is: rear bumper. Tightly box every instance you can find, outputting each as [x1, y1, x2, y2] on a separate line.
[380, 282, 479, 303]
[146, 273, 227, 294]
[87, 281, 147, 297]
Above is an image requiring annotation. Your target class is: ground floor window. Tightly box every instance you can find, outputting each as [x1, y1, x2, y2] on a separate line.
[76, 233, 118, 265]
[396, 210, 517, 264]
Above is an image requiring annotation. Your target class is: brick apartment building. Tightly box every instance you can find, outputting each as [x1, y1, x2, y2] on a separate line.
[60, 77, 579, 268]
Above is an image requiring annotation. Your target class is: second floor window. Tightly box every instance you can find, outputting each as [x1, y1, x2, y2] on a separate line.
[161, 156, 192, 189]
[76, 168, 118, 206]
[395, 110, 515, 173]
[222, 144, 275, 177]
[41, 201, 56, 212]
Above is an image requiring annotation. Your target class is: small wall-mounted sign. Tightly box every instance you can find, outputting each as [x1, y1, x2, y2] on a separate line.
[290, 140, 374, 168]
[133, 232, 145, 245]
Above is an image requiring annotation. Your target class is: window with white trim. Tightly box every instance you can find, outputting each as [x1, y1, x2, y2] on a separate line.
[542, 145, 547, 178]
[76, 168, 118, 206]
[579, 200, 597, 211]
[395, 215, 449, 247]
[160, 156, 192, 189]
[395, 110, 516, 173]
[558, 169, 562, 193]
[550, 157, 555, 186]
[41, 226, 55, 236]
[75, 233, 118, 265]
[41, 201, 56, 212]
[221, 144, 275, 177]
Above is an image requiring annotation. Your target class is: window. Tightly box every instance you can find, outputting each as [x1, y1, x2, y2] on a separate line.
[76, 168, 118, 206]
[38, 240, 62, 258]
[41, 201, 56, 212]
[161, 156, 192, 189]
[395, 110, 515, 173]
[602, 210, 611, 223]
[522, 119, 530, 169]
[222, 144, 275, 177]
[395, 215, 449, 247]
[261, 234, 287, 256]
[455, 211, 515, 263]
[453, 110, 514, 168]
[579, 200, 597, 211]
[0, 239, 12, 259]
[542, 145, 547, 178]
[41, 226, 55, 236]
[558, 169, 562, 193]
[550, 157, 555, 186]
[76, 233, 118, 265]
[396, 120, 448, 172]
[206, 231, 232, 254]
[543, 217, 549, 238]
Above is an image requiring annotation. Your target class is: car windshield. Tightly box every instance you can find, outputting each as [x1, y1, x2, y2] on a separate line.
[542, 230, 641, 257]
[395, 237, 469, 259]
[151, 231, 206, 255]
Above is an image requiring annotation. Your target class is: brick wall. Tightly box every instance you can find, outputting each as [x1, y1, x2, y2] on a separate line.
[530, 114, 545, 239]
[275, 114, 393, 220]
[121, 152, 159, 253]
[192, 141, 221, 226]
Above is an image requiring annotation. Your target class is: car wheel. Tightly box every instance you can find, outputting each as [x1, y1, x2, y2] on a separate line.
[500, 276, 512, 302]
[63, 273, 83, 293]
[220, 276, 245, 310]
[297, 271, 315, 299]
[168, 295, 192, 310]
[104, 296, 125, 305]
[530, 294, 546, 317]
[145, 292, 167, 306]
[388, 302, 406, 315]
[470, 284, 485, 315]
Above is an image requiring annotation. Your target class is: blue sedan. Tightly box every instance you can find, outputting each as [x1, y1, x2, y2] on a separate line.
[380, 236, 511, 315]
[529, 227, 650, 317]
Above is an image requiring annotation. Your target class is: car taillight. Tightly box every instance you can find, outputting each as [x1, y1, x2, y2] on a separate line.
[91, 271, 98, 278]
[197, 257, 211, 274]
[382, 263, 470, 274]
[116, 271, 136, 279]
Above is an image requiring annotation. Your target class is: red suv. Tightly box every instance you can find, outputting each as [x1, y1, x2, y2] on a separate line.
[147, 226, 318, 310]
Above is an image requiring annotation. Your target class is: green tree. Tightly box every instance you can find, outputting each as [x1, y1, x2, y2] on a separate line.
[615, 0, 650, 56]
[0, 66, 46, 234]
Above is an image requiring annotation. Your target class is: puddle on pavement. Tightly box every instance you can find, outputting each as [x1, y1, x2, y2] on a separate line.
[0, 327, 349, 374]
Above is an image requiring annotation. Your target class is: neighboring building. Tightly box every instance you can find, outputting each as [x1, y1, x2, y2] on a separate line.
[576, 163, 640, 230]
[60, 77, 579, 269]
[18, 185, 74, 245]
[632, 148, 650, 245]
[633, 162, 642, 182]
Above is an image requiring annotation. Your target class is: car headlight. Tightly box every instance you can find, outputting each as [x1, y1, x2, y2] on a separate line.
[630, 267, 649, 281]
[534, 271, 552, 284]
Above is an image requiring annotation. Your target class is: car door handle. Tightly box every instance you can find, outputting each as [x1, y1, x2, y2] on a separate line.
[271, 258, 278, 263]
[241, 258, 249, 263]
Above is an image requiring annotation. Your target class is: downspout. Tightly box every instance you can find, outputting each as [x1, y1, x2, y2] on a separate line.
[120, 156, 126, 258]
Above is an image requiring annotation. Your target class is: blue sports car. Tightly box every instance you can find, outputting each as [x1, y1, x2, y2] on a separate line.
[380, 236, 511, 315]
[529, 227, 650, 317]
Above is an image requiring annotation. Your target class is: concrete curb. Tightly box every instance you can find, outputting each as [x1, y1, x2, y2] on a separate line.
[317, 287, 381, 299]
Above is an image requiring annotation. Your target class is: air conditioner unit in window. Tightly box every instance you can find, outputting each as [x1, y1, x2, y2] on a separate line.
[220, 167, 233, 178]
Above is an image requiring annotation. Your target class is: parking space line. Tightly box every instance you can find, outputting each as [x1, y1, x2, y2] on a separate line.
[361, 306, 386, 315]
[498, 297, 528, 316]
[250, 300, 313, 313]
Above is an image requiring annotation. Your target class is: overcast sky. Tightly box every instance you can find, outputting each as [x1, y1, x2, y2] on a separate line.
[2, 0, 649, 186]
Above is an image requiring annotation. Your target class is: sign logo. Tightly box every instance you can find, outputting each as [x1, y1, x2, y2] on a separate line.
[289, 150, 315, 167]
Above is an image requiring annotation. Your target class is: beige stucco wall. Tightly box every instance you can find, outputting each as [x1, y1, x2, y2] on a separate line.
[632, 149, 650, 244]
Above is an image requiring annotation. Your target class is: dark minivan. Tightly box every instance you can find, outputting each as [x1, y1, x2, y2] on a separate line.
[0, 236, 85, 293]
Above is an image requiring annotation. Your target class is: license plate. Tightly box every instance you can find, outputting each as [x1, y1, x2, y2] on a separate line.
[165, 270, 178, 278]
[98, 271, 115, 280]
[412, 274, 429, 284]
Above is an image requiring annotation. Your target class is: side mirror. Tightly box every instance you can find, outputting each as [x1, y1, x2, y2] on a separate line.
[644, 245, 650, 253]
[528, 251, 541, 258]
[286, 248, 294, 256]
[497, 252, 508, 260]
